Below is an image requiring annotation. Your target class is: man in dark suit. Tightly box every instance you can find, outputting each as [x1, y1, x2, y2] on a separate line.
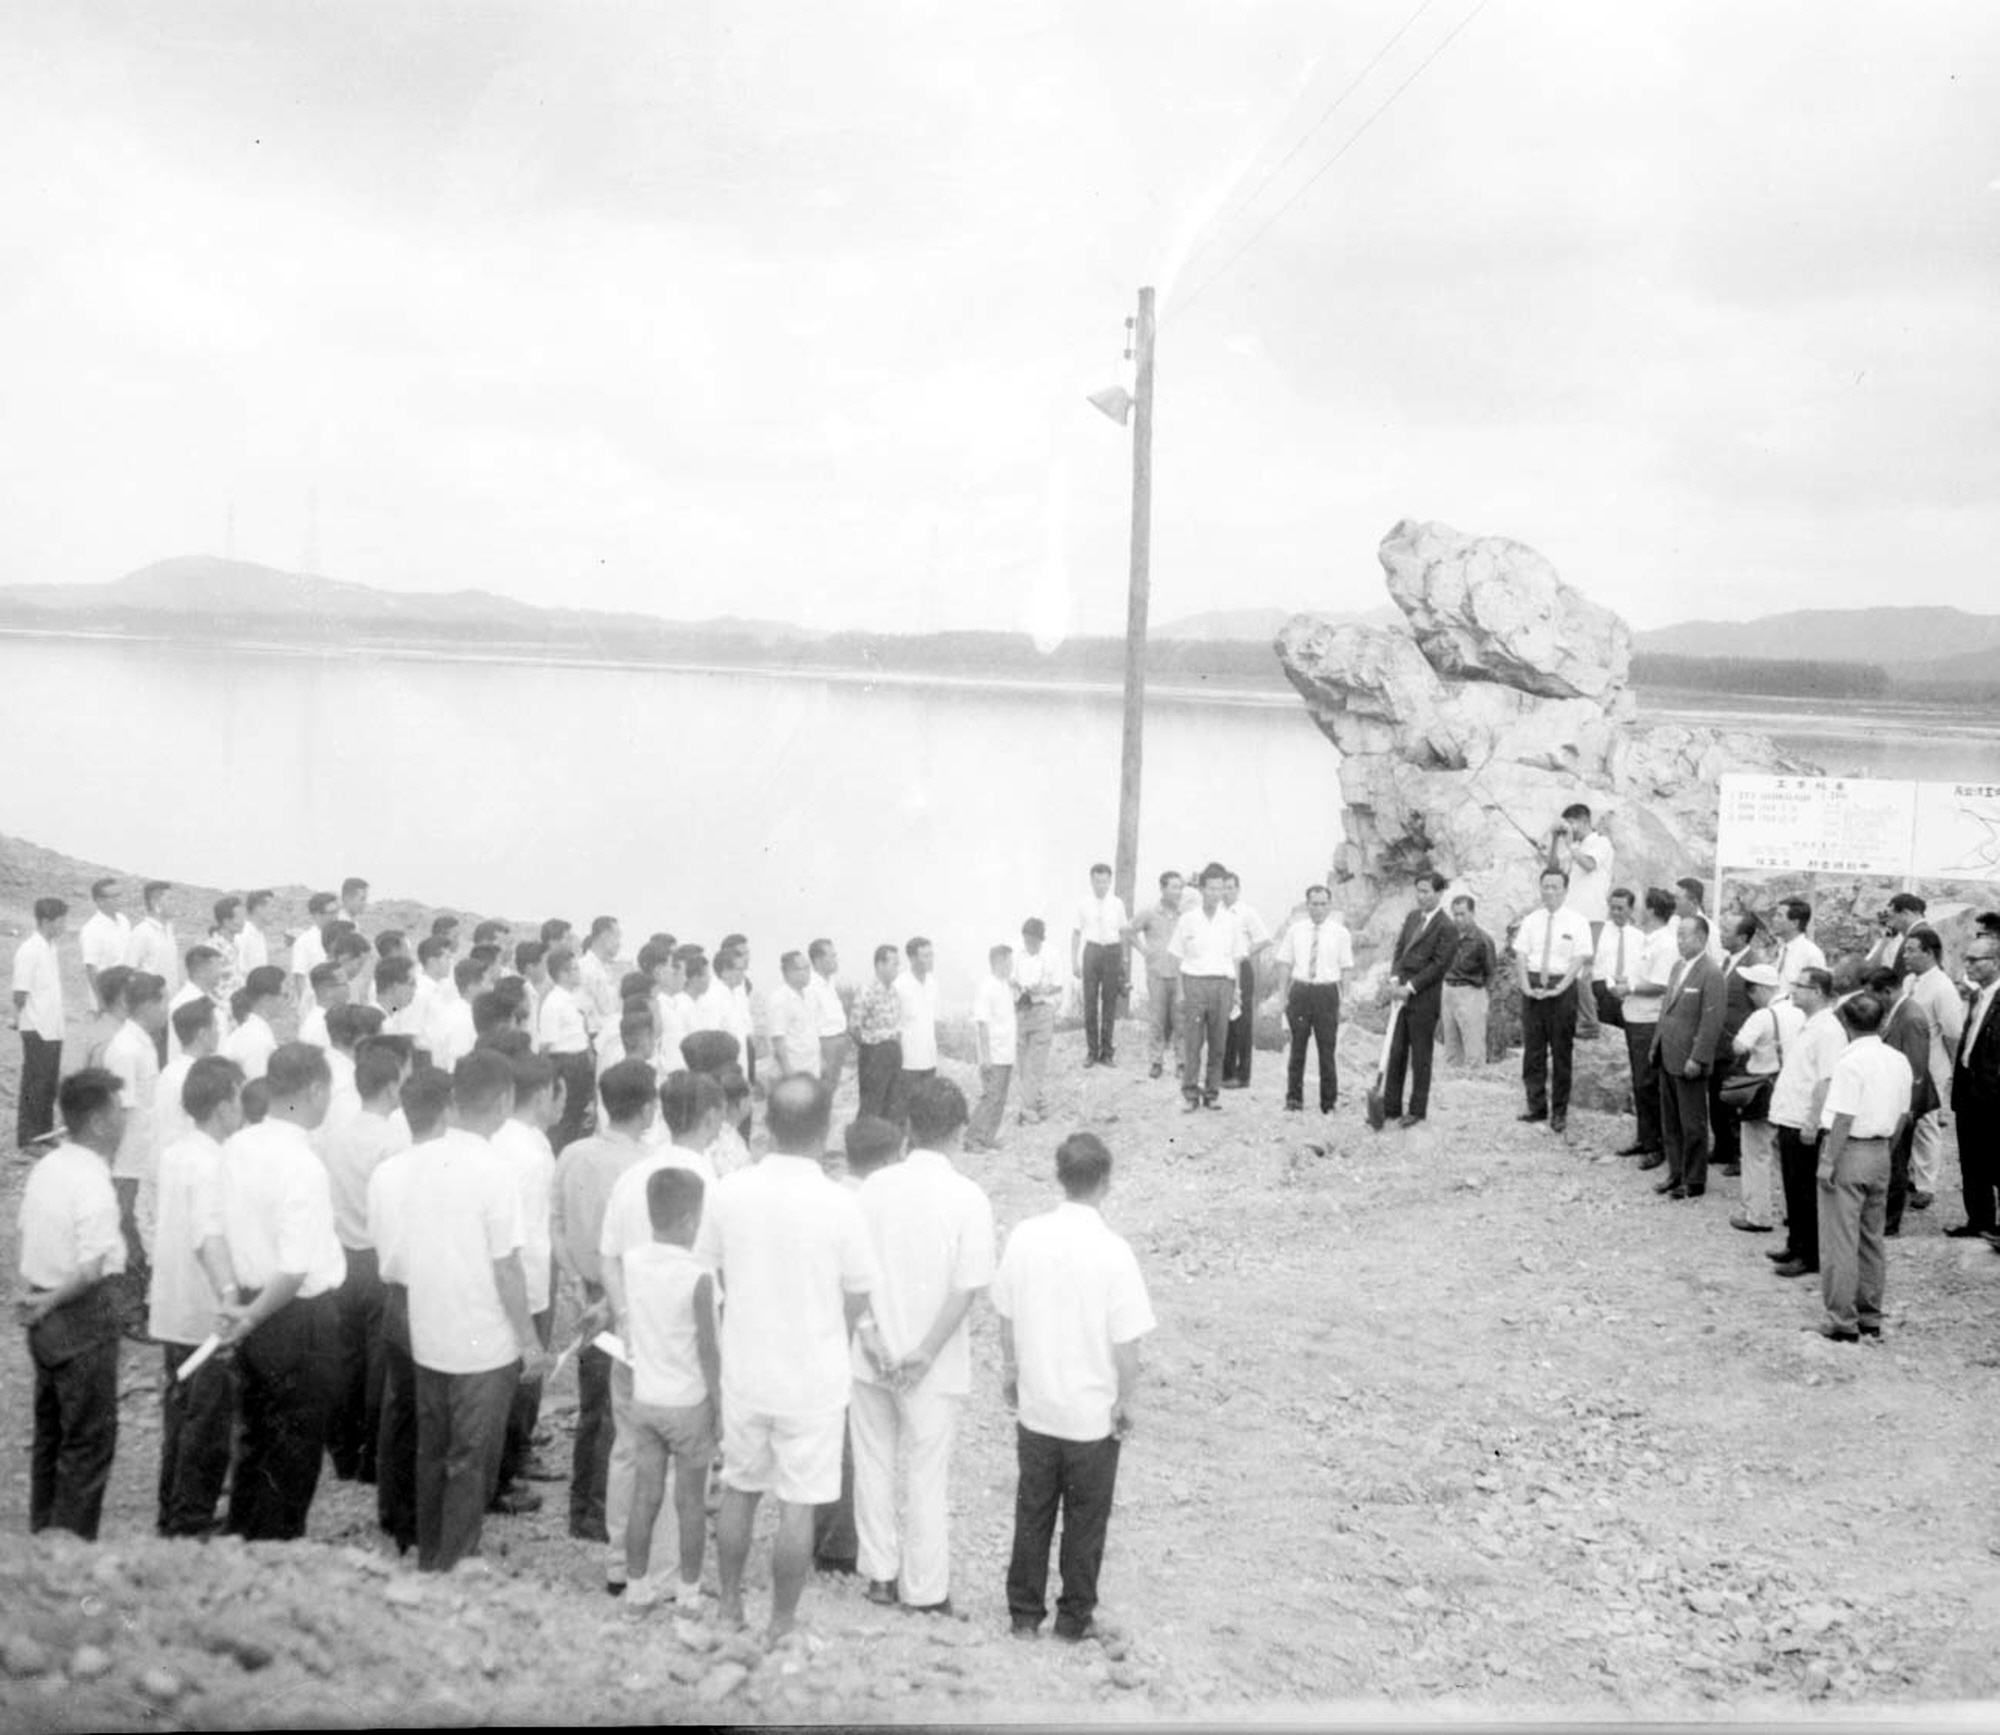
[1380, 871, 1457, 1129]
[1950, 932, 2000, 1238]
[1708, 914, 1763, 1177]
[1649, 914, 1727, 1199]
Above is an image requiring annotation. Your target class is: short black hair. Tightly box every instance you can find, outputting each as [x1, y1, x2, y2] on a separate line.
[307, 891, 338, 916]
[906, 1076, 970, 1145]
[341, 877, 369, 897]
[245, 966, 288, 1001]
[431, 914, 461, 938]
[355, 1045, 405, 1102]
[661, 1068, 726, 1139]
[508, 1052, 556, 1102]
[872, 943, 899, 968]
[598, 1059, 658, 1125]
[1056, 1131, 1112, 1199]
[515, 940, 548, 974]
[1887, 892, 1927, 916]
[59, 1067, 122, 1132]
[183, 1055, 245, 1124]
[1418, 871, 1449, 894]
[1905, 925, 1942, 961]
[170, 999, 216, 1047]
[1090, 861, 1112, 877]
[1608, 886, 1635, 908]
[1779, 897, 1812, 932]
[1540, 866, 1569, 886]
[679, 1030, 740, 1076]
[646, 1166, 704, 1233]
[1561, 803, 1592, 823]
[267, 1042, 333, 1099]
[1796, 965, 1834, 1000]
[375, 929, 407, 958]
[375, 955, 416, 994]
[589, 915, 619, 942]
[808, 938, 835, 965]
[1643, 887, 1677, 923]
[34, 896, 67, 923]
[539, 918, 571, 946]
[125, 971, 166, 1012]
[844, 1116, 903, 1176]
[905, 935, 931, 960]
[767, 1073, 832, 1152]
[1682, 913, 1711, 942]
[401, 1067, 455, 1139]
[1838, 991, 1885, 1036]
[452, 1049, 515, 1116]
[90, 877, 118, 900]
[308, 961, 344, 994]
[94, 965, 133, 1011]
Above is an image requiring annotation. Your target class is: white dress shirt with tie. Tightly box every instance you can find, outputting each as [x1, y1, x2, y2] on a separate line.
[1512, 908, 1595, 979]
[1277, 917, 1353, 985]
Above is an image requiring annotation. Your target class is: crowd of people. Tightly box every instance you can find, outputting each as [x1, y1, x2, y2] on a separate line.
[11, 845, 1999, 1643]
[9, 874, 1161, 1649]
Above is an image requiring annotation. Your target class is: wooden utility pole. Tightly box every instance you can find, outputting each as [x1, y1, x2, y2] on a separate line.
[1114, 286, 1156, 997]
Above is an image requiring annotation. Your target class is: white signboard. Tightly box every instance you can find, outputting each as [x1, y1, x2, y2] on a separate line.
[1911, 781, 2000, 883]
[1715, 775, 1917, 876]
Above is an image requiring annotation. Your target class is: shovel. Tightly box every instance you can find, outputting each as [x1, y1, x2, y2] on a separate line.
[1366, 1000, 1404, 1131]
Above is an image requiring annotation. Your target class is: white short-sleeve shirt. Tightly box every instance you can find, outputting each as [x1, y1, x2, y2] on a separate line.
[79, 911, 131, 978]
[1776, 935, 1829, 995]
[1073, 893, 1129, 948]
[1512, 908, 1597, 978]
[972, 975, 1018, 1066]
[625, 1241, 710, 1409]
[807, 972, 848, 1039]
[895, 973, 939, 1070]
[219, 1119, 347, 1298]
[11, 932, 64, 1040]
[125, 917, 180, 992]
[102, 1019, 159, 1183]
[18, 1142, 126, 1291]
[490, 1118, 556, 1313]
[222, 1013, 278, 1084]
[400, 1128, 525, 1374]
[313, 1102, 411, 1252]
[1593, 920, 1643, 989]
[853, 1149, 996, 1395]
[1168, 905, 1247, 979]
[147, 1129, 227, 1345]
[1562, 831, 1615, 924]
[1277, 917, 1353, 986]
[1618, 926, 1679, 1028]
[766, 983, 820, 1076]
[1820, 1034, 1912, 1138]
[692, 1152, 879, 1419]
[538, 984, 590, 1056]
[991, 1200, 1155, 1442]
[153, 1054, 196, 1155]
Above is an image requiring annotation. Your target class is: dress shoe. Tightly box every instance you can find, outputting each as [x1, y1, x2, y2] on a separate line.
[1720, 1163, 1741, 1177]
[866, 1578, 900, 1606]
[1082, 1055, 1098, 1068]
[904, 1599, 955, 1617]
[1857, 1323, 1883, 1338]
[1945, 1224, 1988, 1239]
[1222, 1079, 1248, 1090]
[1397, 1114, 1425, 1129]
[1684, 1186, 1706, 1198]
[1637, 1154, 1666, 1171]
[1981, 1231, 2000, 1251]
[1764, 1246, 1797, 1262]
[1729, 1214, 1772, 1233]
[518, 1456, 566, 1482]
[1204, 1097, 1223, 1111]
[1550, 1114, 1567, 1134]
[1653, 1177, 1679, 1194]
[1517, 1110, 1548, 1124]
[1284, 1099, 1304, 1112]
[1181, 1098, 1201, 1114]
[1772, 1259, 1816, 1278]
[1615, 1142, 1653, 1158]
[1149, 1062, 1163, 1079]
[1815, 1322, 1859, 1344]
[1909, 1191, 1934, 1210]
[489, 1484, 542, 1516]
[1666, 1185, 1689, 1200]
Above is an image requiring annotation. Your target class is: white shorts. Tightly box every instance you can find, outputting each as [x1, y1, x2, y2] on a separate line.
[720, 1405, 845, 1505]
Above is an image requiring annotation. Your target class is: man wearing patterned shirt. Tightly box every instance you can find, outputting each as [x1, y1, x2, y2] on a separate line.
[852, 946, 905, 1121]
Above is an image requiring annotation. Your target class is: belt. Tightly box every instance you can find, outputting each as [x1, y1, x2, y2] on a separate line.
[1840, 1134, 1893, 1144]
[1443, 977, 1485, 988]
[1527, 973, 1566, 987]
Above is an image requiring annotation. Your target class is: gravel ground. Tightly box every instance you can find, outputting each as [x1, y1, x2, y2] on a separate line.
[6, 832, 2000, 1725]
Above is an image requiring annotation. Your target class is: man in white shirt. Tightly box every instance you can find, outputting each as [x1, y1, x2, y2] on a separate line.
[894, 937, 941, 1119]
[104, 972, 167, 1279]
[222, 966, 288, 1083]
[1899, 927, 1964, 1213]
[1273, 885, 1354, 1116]
[1220, 873, 1273, 1090]
[215, 1042, 347, 1541]
[806, 940, 851, 1098]
[236, 890, 275, 979]
[1011, 919, 1064, 1124]
[695, 1075, 881, 1645]
[402, 1051, 547, 1572]
[681, 951, 727, 1036]
[599, 1068, 724, 1591]
[714, 945, 758, 1082]
[148, 1054, 245, 1536]
[850, 1078, 996, 1615]
[1769, 969, 1848, 1278]
[1770, 898, 1828, 999]
[539, 948, 596, 1151]
[1513, 866, 1597, 1135]
[1725, 964, 1802, 1235]
[578, 917, 624, 1036]
[295, 962, 345, 1051]
[1168, 863, 1247, 1113]
[1123, 871, 1185, 1083]
[125, 880, 182, 1000]
[1071, 863, 1129, 1069]
[968, 944, 1019, 1152]
[993, 1129, 1155, 1642]
[17, 1068, 129, 1540]
[12, 896, 68, 1153]
[1552, 802, 1614, 1034]
[493, 1054, 566, 1511]
[1814, 992, 1912, 1341]
[156, 1000, 222, 1157]
[767, 950, 820, 1078]
[167, 945, 231, 1062]
[316, 1043, 411, 1485]
[287, 892, 339, 1004]
[78, 878, 131, 1014]
[1609, 888, 1678, 1162]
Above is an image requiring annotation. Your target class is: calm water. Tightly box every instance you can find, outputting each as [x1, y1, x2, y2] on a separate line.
[0, 635, 1330, 1006]
[6, 635, 1992, 1006]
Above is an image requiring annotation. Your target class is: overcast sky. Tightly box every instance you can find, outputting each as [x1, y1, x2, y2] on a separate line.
[3, 1, 1995, 637]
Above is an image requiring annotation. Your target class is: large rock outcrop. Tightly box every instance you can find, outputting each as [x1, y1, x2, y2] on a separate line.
[1277, 519, 1813, 952]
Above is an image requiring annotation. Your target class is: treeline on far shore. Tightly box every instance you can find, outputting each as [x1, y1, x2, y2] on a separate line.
[1631, 652, 2000, 704]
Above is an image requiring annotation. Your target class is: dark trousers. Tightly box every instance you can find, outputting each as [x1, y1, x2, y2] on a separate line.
[856, 1039, 902, 1121]
[1957, 1099, 1998, 1233]
[1886, 1116, 1916, 1234]
[17, 1031, 61, 1146]
[27, 1287, 120, 1541]
[1778, 1125, 1821, 1268]
[1708, 1063, 1743, 1168]
[1081, 942, 1120, 1062]
[1285, 982, 1342, 1109]
[1179, 976, 1232, 1104]
[414, 1361, 520, 1572]
[498, 1304, 553, 1490]
[1382, 992, 1441, 1120]
[550, 1051, 597, 1153]
[377, 1287, 419, 1551]
[1006, 1426, 1121, 1636]
[1659, 1069, 1711, 1191]
[329, 1246, 385, 1481]
[813, 1418, 857, 1568]
[1520, 985, 1577, 1117]
[228, 1290, 340, 1542]
[159, 1340, 235, 1537]
[892, 1067, 935, 1125]
[1222, 960, 1257, 1084]
[1623, 1021, 1662, 1150]
[570, 1337, 613, 1540]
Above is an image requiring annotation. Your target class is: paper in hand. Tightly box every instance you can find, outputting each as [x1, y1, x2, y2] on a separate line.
[176, 1334, 222, 1383]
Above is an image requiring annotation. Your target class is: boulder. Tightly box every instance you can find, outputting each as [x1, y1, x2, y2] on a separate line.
[1378, 518, 1633, 703]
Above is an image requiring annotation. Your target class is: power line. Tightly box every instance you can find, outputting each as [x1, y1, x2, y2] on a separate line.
[1168, 0, 1495, 324]
[1183, 0, 1443, 271]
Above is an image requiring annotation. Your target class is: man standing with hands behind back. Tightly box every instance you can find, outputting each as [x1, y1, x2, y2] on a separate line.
[1379, 872, 1456, 1130]
[1648, 915, 1727, 1200]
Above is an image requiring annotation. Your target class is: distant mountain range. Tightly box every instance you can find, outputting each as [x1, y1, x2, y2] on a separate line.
[3, 558, 1996, 697]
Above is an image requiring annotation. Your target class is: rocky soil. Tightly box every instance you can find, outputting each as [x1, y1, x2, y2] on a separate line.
[6, 834, 2000, 1725]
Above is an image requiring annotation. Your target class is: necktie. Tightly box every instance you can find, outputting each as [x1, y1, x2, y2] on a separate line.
[1615, 927, 1627, 981]
[1308, 923, 1320, 982]
[1666, 961, 1686, 1006]
[1539, 914, 1554, 979]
